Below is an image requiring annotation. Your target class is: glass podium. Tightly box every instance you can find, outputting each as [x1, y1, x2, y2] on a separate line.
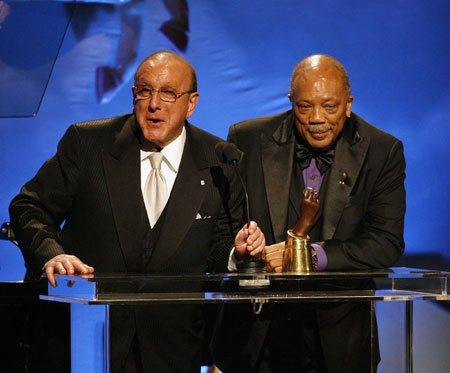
[41, 268, 449, 373]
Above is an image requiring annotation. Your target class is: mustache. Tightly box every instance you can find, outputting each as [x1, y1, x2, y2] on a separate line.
[307, 125, 332, 133]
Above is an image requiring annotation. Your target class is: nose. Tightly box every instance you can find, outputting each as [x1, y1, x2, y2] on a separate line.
[148, 91, 161, 111]
[309, 106, 325, 124]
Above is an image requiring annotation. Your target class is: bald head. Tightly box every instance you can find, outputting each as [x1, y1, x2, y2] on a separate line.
[134, 50, 197, 92]
[289, 54, 351, 97]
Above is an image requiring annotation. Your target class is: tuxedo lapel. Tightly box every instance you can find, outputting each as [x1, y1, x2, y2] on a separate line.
[102, 115, 144, 272]
[261, 114, 296, 242]
[148, 124, 211, 269]
[289, 162, 304, 221]
[322, 116, 370, 240]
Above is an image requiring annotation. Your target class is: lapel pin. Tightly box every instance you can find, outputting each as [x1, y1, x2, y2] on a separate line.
[200, 180, 205, 186]
[339, 172, 348, 185]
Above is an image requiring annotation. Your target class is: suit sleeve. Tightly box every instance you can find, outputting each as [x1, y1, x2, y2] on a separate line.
[324, 140, 406, 270]
[207, 158, 246, 273]
[9, 125, 82, 278]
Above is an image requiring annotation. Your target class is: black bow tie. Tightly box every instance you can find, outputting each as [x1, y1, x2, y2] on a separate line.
[295, 142, 335, 174]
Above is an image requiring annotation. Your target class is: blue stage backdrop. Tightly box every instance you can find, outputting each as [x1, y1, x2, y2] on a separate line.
[0, 0, 449, 370]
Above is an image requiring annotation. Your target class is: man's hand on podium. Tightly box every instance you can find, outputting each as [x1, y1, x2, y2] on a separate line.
[44, 254, 95, 287]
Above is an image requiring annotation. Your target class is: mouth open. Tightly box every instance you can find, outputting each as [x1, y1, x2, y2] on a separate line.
[147, 118, 163, 124]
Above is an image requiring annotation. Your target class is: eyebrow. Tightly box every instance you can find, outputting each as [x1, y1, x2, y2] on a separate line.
[137, 83, 179, 91]
[297, 97, 339, 103]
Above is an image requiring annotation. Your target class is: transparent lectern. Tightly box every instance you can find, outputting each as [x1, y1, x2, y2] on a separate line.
[41, 268, 449, 373]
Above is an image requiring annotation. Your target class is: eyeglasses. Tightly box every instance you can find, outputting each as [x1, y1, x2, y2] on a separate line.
[133, 86, 195, 103]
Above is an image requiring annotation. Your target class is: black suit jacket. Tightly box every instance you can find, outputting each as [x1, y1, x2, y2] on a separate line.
[214, 111, 406, 372]
[10, 114, 244, 372]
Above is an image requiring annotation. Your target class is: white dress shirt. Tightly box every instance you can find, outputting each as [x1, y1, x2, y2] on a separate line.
[140, 127, 240, 268]
[140, 126, 186, 226]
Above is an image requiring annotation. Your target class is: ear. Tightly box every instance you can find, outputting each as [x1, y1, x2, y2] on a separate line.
[288, 93, 292, 103]
[132, 86, 137, 106]
[346, 95, 354, 117]
[186, 92, 200, 118]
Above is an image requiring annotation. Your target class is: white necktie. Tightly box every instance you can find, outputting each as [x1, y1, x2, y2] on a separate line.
[144, 152, 168, 227]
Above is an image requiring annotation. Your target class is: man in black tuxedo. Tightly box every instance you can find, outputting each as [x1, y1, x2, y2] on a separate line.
[9, 50, 264, 372]
[213, 55, 406, 372]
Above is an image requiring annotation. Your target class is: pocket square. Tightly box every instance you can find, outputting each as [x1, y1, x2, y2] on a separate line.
[195, 213, 212, 220]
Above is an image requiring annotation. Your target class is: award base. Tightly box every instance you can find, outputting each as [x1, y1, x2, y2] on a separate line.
[282, 230, 313, 273]
[236, 259, 266, 273]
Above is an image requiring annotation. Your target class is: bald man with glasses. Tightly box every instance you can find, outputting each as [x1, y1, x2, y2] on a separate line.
[10, 50, 264, 373]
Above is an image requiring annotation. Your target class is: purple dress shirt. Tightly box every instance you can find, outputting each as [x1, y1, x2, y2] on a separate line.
[301, 158, 328, 271]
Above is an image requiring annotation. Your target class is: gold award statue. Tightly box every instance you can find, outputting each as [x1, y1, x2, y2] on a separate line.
[282, 187, 320, 273]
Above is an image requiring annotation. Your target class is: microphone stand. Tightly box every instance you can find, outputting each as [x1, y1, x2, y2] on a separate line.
[214, 141, 266, 273]
[230, 160, 266, 274]
[231, 160, 250, 227]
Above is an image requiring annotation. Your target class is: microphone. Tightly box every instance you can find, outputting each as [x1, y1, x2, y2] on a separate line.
[215, 141, 242, 164]
[215, 142, 250, 226]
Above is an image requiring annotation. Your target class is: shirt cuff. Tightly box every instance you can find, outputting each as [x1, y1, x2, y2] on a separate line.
[227, 247, 244, 272]
[311, 243, 327, 271]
